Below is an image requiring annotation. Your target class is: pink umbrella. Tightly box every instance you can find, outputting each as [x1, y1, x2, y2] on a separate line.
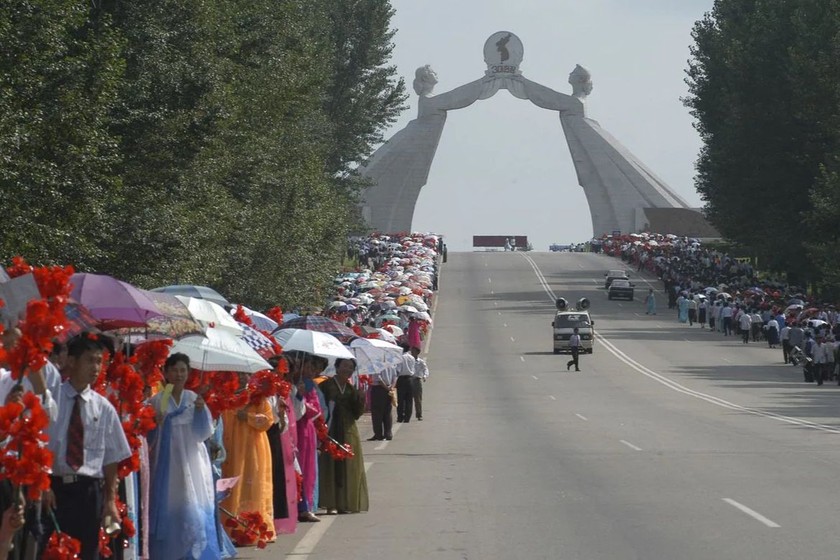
[70, 273, 163, 330]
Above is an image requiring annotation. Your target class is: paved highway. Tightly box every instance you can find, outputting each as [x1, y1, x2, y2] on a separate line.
[259, 251, 840, 560]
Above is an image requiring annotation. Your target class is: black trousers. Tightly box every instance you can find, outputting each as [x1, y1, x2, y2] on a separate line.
[44, 476, 103, 560]
[369, 385, 393, 438]
[567, 347, 580, 371]
[266, 424, 288, 520]
[723, 317, 732, 335]
[411, 377, 423, 419]
[782, 340, 791, 363]
[742, 327, 750, 343]
[396, 376, 414, 422]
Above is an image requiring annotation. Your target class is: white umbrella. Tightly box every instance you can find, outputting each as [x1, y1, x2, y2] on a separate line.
[399, 305, 419, 314]
[169, 329, 271, 373]
[274, 328, 354, 360]
[177, 296, 243, 336]
[349, 337, 404, 376]
[232, 304, 278, 333]
[413, 311, 432, 323]
[374, 328, 398, 343]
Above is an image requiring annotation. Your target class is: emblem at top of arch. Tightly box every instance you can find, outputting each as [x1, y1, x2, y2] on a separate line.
[483, 31, 524, 77]
[569, 64, 593, 99]
[413, 65, 439, 97]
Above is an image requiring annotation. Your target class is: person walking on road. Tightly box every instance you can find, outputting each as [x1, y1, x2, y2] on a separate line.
[567, 328, 582, 372]
[688, 297, 697, 326]
[698, 298, 708, 328]
[738, 309, 752, 344]
[645, 289, 656, 315]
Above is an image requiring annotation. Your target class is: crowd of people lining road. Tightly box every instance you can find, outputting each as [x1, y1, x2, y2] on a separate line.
[601, 233, 840, 385]
[0, 232, 441, 559]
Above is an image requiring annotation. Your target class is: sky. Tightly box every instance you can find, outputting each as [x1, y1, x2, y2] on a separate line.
[382, 0, 714, 251]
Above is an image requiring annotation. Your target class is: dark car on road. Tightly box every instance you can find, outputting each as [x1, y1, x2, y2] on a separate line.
[608, 278, 635, 300]
[604, 269, 629, 289]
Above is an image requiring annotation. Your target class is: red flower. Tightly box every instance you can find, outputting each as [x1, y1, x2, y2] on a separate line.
[42, 531, 82, 560]
[313, 416, 354, 461]
[247, 370, 291, 406]
[225, 510, 274, 548]
[98, 528, 113, 558]
[266, 306, 284, 327]
[0, 393, 53, 499]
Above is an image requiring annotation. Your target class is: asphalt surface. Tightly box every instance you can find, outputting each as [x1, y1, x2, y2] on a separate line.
[248, 251, 840, 560]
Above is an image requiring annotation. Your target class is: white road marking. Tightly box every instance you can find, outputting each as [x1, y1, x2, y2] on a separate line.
[285, 516, 336, 558]
[620, 440, 643, 451]
[617, 303, 623, 307]
[578, 264, 584, 269]
[532, 375, 539, 380]
[523, 256, 840, 436]
[497, 312, 502, 316]
[683, 338, 690, 342]
[722, 499, 780, 528]
[575, 413, 588, 421]
[722, 358, 731, 363]
[286, 462, 376, 558]
[374, 423, 402, 450]
[491, 290, 495, 295]
[503, 323, 508, 327]
[494, 302, 498, 306]
[549, 395, 556, 401]
[634, 313, 641, 317]
[510, 336, 516, 342]
[488, 278, 492, 283]
[520, 356, 525, 362]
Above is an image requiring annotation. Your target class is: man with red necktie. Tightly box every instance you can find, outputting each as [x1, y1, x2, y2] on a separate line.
[42, 333, 131, 560]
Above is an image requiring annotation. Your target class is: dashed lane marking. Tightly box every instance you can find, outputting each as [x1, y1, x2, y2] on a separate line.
[620, 440, 643, 452]
[723, 499, 780, 528]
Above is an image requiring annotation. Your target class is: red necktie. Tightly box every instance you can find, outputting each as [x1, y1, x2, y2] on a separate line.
[66, 395, 84, 471]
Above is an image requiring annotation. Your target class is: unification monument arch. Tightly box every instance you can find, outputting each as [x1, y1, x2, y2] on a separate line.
[359, 32, 714, 238]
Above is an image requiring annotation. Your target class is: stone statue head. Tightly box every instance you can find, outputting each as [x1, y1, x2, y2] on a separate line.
[413, 65, 438, 97]
[569, 64, 593, 98]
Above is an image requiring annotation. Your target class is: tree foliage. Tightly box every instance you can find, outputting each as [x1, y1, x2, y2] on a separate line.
[684, 0, 840, 286]
[0, 0, 405, 308]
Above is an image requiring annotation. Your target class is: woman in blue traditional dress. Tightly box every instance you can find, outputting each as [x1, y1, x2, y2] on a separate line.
[677, 294, 689, 323]
[148, 353, 220, 560]
[645, 289, 656, 315]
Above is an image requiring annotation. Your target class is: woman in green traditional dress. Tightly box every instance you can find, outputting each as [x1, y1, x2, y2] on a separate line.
[318, 358, 369, 514]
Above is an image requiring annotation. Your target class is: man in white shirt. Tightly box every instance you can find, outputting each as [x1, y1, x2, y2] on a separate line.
[780, 324, 792, 363]
[738, 310, 752, 344]
[396, 346, 415, 423]
[721, 303, 734, 336]
[42, 333, 131, 560]
[566, 328, 582, 372]
[0, 325, 57, 420]
[409, 347, 429, 421]
[368, 366, 396, 441]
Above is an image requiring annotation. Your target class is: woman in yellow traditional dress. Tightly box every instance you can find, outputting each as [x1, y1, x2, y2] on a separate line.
[220, 373, 275, 544]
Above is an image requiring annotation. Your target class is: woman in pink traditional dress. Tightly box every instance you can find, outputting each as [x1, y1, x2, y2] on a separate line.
[293, 352, 326, 523]
[407, 315, 423, 351]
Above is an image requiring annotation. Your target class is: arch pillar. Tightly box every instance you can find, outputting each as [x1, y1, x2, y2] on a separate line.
[359, 32, 694, 237]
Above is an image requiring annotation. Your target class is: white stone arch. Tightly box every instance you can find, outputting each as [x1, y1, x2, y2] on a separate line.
[359, 33, 692, 237]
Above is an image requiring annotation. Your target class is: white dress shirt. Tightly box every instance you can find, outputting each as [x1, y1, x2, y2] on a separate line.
[47, 382, 131, 478]
[0, 368, 58, 422]
[413, 358, 429, 380]
[398, 353, 416, 377]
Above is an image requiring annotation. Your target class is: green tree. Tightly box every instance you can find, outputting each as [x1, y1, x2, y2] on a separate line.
[684, 0, 840, 279]
[322, 0, 408, 181]
[0, 1, 124, 269]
